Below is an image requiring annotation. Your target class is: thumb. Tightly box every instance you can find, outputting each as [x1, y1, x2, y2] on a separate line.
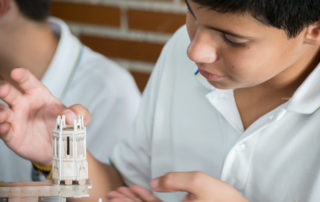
[62, 104, 91, 126]
[150, 172, 205, 194]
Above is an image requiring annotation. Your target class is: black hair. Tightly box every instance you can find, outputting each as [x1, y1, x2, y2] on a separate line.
[191, 0, 320, 38]
[14, 0, 51, 22]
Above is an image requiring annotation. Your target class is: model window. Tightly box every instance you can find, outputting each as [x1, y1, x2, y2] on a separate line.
[67, 136, 70, 156]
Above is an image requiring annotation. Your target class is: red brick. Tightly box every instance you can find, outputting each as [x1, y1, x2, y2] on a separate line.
[80, 35, 164, 63]
[51, 2, 121, 27]
[128, 9, 186, 33]
[130, 71, 151, 92]
[134, 0, 173, 1]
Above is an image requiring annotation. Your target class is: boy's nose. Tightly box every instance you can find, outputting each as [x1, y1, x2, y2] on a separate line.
[187, 30, 218, 64]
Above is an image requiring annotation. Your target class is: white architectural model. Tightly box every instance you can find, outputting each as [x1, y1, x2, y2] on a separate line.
[0, 115, 91, 201]
[52, 115, 89, 185]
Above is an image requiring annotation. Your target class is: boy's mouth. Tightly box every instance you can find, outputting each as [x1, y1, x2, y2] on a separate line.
[198, 69, 225, 81]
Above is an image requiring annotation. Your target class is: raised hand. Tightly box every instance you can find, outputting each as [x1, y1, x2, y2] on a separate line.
[150, 172, 248, 202]
[0, 68, 89, 166]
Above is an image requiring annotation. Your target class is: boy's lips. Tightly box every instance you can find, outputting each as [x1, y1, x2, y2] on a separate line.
[198, 69, 225, 81]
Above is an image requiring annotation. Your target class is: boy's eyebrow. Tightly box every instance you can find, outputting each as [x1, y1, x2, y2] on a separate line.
[206, 26, 253, 39]
[185, 0, 253, 40]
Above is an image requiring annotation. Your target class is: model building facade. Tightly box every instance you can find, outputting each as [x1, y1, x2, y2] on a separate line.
[52, 115, 88, 185]
[0, 115, 91, 201]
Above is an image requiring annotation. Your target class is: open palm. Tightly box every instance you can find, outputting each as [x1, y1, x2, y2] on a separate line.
[0, 68, 65, 165]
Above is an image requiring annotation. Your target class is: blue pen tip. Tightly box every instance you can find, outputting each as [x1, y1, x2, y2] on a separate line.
[194, 69, 199, 76]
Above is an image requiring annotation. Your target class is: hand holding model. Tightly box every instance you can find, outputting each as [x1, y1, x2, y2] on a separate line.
[0, 68, 247, 202]
[0, 68, 90, 166]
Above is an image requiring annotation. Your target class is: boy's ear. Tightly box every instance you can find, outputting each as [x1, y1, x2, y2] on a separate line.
[0, 0, 10, 18]
[304, 20, 320, 45]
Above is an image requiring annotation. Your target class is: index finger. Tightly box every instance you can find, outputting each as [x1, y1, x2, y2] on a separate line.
[10, 68, 43, 92]
[63, 104, 91, 126]
[150, 172, 211, 194]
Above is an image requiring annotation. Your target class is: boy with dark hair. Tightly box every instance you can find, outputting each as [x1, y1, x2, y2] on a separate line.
[14, 0, 51, 21]
[0, 0, 140, 182]
[0, 0, 319, 201]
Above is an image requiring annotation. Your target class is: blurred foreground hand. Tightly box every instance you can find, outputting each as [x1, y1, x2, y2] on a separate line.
[107, 171, 248, 202]
[0, 68, 90, 166]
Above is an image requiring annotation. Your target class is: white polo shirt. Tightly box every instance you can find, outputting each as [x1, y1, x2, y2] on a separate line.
[112, 25, 320, 201]
[0, 17, 141, 181]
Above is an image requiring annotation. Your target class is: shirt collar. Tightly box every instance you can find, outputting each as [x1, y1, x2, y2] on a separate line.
[287, 62, 320, 114]
[41, 17, 82, 99]
[194, 61, 320, 131]
[192, 67, 244, 131]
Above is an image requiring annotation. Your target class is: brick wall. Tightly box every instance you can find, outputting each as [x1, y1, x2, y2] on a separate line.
[51, 0, 187, 92]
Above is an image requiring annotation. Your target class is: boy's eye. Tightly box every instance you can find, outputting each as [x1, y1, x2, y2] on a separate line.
[222, 34, 248, 47]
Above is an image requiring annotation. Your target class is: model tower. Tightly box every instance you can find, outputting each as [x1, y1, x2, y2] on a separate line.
[52, 115, 88, 185]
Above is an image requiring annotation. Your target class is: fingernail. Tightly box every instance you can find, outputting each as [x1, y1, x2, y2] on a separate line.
[150, 178, 159, 189]
[63, 109, 77, 123]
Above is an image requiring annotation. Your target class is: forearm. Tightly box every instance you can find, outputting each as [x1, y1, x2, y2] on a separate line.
[68, 150, 123, 202]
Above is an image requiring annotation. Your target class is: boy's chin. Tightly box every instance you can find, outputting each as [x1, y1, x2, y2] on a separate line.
[208, 80, 235, 90]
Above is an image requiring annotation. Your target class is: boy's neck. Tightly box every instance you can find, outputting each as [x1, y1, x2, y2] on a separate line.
[235, 46, 320, 130]
[265, 48, 319, 93]
[0, 19, 58, 85]
[240, 46, 319, 96]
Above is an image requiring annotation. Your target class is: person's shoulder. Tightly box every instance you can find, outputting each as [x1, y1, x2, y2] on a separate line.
[163, 25, 189, 52]
[82, 47, 133, 79]
[73, 47, 140, 96]
[172, 25, 188, 41]
[49, 17, 134, 84]
[156, 25, 191, 74]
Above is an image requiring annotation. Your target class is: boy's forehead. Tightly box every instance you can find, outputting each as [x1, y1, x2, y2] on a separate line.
[188, 0, 261, 25]
[187, 0, 293, 40]
[191, 0, 278, 31]
[187, 0, 248, 17]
